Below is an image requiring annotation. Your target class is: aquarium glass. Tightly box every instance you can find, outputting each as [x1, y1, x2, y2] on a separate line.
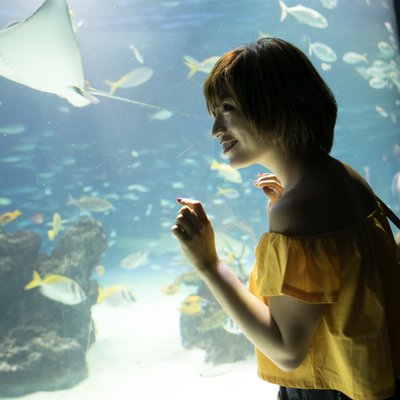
[0, 0, 399, 399]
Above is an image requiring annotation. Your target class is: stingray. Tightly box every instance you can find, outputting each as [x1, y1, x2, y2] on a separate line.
[0, 0, 197, 117]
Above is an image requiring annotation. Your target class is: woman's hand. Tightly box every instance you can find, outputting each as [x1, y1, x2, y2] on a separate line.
[253, 173, 284, 214]
[171, 198, 218, 273]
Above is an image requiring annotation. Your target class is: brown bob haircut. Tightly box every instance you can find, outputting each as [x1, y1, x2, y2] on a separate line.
[203, 38, 337, 156]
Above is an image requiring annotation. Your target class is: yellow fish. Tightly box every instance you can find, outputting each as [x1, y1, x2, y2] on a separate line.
[47, 212, 62, 240]
[104, 67, 154, 94]
[217, 186, 240, 200]
[24, 271, 86, 305]
[161, 282, 180, 296]
[0, 209, 21, 226]
[178, 294, 203, 316]
[210, 160, 242, 184]
[183, 55, 220, 79]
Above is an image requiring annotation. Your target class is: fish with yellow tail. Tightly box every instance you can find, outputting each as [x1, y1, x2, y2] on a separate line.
[210, 160, 242, 184]
[0, 209, 21, 226]
[104, 67, 154, 94]
[183, 55, 220, 78]
[24, 271, 86, 305]
[47, 212, 62, 240]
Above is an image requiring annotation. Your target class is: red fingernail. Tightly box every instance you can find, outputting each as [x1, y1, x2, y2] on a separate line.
[176, 197, 182, 202]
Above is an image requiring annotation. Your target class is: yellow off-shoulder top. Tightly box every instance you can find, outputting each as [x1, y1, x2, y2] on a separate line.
[249, 206, 400, 400]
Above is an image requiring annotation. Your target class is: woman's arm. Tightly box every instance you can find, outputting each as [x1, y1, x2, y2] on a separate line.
[171, 198, 322, 371]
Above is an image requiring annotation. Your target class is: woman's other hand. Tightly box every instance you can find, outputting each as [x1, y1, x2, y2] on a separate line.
[253, 173, 284, 214]
[171, 198, 218, 273]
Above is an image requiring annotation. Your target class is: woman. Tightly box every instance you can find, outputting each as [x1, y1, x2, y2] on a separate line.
[171, 38, 400, 399]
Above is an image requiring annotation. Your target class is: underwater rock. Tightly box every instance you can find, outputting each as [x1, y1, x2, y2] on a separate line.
[0, 326, 87, 397]
[0, 217, 107, 397]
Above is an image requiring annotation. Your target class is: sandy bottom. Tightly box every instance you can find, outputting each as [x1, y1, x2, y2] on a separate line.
[7, 273, 279, 400]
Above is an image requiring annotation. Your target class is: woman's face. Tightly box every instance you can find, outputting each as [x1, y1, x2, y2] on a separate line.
[210, 97, 270, 169]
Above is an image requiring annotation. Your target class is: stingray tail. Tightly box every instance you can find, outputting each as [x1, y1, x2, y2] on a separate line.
[87, 87, 203, 119]
[77, 87, 100, 104]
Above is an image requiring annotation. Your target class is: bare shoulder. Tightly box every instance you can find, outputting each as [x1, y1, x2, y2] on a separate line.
[269, 158, 377, 236]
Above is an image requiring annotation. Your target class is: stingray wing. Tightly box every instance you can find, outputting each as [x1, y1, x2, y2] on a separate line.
[0, 0, 92, 106]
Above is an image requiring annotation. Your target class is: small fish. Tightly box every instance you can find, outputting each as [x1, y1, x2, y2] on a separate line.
[130, 149, 140, 158]
[391, 172, 400, 200]
[95, 265, 106, 277]
[104, 67, 154, 94]
[308, 41, 336, 63]
[223, 317, 242, 335]
[145, 204, 153, 216]
[216, 186, 240, 200]
[0, 209, 21, 226]
[161, 282, 180, 295]
[0, 123, 26, 135]
[47, 212, 62, 241]
[375, 105, 389, 118]
[149, 109, 173, 121]
[368, 77, 387, 89]
[213, 198, 225, 205]
[319, 0, 338, 9]
[378, 41, 395, 58]
[67, 194, 113, 213]
[258, 31, 271, 39]
[0, 197, 12, 206]
[172, 181, 185, 189]
[102, 285, 136, 307]
[389, 71, 400, 90]
[384, 21, 394, 35]
[120, 251, 149, 269]
[129, 45, 144, 64]
[127, 184, 149, 192]
[342, 52, 368, 64]
[183, 55, 220, 78]
[161, 1, 179, 6]
[24, 271, 86, 305]
[279, 1, 328, 28]
[178, 295, 203, 316]
[366, 66, 386, 79]
[210, 160, 242, 184]
[320, 62, 331, 71]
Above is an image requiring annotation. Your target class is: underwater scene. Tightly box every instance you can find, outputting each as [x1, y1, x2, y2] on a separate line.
[0, 0, 399, 399]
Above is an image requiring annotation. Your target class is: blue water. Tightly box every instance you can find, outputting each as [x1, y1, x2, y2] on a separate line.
[0, 0, 399, 396]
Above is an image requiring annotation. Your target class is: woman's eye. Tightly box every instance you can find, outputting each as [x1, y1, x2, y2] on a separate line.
[222, 102, 235, 112]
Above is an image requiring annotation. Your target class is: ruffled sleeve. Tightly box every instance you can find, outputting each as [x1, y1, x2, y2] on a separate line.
[251, 232, 350, 303]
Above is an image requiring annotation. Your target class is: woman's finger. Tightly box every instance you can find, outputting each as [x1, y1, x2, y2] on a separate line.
[175, 206, 198, 237]
[257, 173, 282, 184]
[171, 223, 190, 241]
[254, 179, 283, 193]
[176, 198, 209, 222]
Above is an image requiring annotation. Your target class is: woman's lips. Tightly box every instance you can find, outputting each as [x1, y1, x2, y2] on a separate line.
[222, 140, 238, 153]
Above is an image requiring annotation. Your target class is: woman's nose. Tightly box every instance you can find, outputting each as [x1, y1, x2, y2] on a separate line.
[211, 115, 226, 138]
